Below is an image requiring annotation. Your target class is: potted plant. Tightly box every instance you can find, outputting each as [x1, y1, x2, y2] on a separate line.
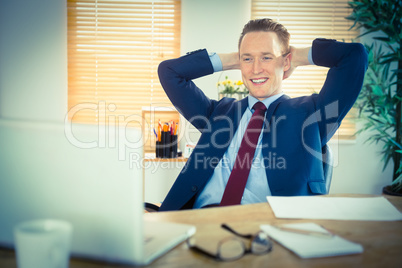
[346, 0, 402, 194]
[217, 76, 249, 100]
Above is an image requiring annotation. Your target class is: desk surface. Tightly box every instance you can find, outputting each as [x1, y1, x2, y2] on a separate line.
[1, 194, 401, 267]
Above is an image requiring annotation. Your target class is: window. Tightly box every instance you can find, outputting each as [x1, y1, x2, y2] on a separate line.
[252, 0, 358, 140]
[67, 0, 181, 126]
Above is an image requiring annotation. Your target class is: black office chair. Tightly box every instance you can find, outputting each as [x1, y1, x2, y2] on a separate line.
[322, 144, 333, 194]
[144, 202, 160, 213]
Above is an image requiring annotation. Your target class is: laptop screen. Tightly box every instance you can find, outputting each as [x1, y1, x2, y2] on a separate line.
[0, 121, 145, 262]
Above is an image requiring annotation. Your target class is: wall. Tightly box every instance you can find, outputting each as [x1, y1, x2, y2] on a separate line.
[0, 0, 147, 207]
[0, 0, 67, 121]
[0, 0, 393, 208]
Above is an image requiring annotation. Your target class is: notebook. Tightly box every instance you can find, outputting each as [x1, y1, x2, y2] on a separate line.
[266, 196, 402, 221]
[0, 124, 195, 266]
[260, 223, 363, 258]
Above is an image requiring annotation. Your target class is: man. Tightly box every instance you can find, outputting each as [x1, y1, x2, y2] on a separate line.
[157, 18, 367, 211]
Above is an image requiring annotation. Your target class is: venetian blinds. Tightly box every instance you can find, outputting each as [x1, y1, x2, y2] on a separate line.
[67, 0, 181, 124]
[252, 0, 359, 140]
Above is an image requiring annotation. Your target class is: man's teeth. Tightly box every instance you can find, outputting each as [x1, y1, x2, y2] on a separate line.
[251, 78, 268, 84]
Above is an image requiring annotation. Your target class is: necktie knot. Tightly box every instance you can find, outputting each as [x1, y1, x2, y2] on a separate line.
[253, 102, 267, 113]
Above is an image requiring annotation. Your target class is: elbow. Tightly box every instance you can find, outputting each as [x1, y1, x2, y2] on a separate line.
[157, 60, 169, 81]
[350, 43, 369, 71]
[158, 59, 176, 89]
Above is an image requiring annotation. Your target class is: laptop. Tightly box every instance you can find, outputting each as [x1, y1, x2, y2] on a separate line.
[0, 121, 195, 265]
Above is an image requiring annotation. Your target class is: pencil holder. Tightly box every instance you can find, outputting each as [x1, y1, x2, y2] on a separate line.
[161, 132, 171, 158]
[155, 141, 162, 158]
[170, 135, 178, 158]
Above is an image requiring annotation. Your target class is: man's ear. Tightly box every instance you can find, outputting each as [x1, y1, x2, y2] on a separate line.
[283, 53, 292, 72]
[282, 53, 293, 80]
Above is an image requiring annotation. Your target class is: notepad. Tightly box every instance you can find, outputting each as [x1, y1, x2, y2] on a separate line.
[266, 196, 402, 221]
[260, 223, 363, 258]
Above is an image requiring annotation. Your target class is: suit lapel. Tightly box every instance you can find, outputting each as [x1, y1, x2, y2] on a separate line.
[261, 94, 290, 194]
[233, 97, 249, 128]
[262, 94, 290, 146]
[212, 97, 248, 160]
[265, 94, 290, 120]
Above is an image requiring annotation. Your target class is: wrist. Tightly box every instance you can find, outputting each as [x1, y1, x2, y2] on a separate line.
[219, 52, 240, 71]
[291, 47, 311, 67]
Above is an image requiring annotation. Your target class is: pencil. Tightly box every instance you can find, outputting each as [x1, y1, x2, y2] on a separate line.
[171, 121, 175, 135]
[153, 127, 157, 139]
[158, 120, 162, 142]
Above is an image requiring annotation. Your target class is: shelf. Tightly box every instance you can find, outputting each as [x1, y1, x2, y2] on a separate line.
[144, 155, 187, 162]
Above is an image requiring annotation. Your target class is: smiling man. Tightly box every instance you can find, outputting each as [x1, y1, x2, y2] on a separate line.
[157, 18, 368, 211]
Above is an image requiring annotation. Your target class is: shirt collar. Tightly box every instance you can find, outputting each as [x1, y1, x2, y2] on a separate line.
[248, 93, 284, 112]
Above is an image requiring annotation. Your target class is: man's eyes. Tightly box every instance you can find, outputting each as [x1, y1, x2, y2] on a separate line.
[262, 56, 272, 61]
[241, 56, 272, 62]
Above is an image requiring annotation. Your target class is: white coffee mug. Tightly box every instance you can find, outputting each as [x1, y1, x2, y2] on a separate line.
[14, 219, 72, 268]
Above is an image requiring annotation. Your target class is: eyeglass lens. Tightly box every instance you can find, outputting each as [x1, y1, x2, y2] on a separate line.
[218, 238, 245, 261]
[251, 232, 272, 254]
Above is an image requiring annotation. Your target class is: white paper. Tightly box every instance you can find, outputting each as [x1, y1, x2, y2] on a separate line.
[266, 196, 402, 221]
[260, 223, 363, 258]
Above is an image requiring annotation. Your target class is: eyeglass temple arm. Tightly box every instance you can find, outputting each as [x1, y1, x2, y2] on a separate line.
[221, 224, 253, 239]
[187, 240, 221, 260]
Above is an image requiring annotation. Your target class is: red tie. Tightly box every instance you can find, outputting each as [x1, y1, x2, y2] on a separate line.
[220, 102, 267, 206]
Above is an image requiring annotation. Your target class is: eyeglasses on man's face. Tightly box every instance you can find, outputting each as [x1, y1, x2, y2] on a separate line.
[187, 223, 273, 261]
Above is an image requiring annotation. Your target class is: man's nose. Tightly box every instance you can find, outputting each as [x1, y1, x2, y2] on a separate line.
[252, 60, 262, 74]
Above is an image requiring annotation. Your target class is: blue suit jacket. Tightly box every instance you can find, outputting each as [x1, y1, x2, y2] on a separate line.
[157, 38, 368, 211]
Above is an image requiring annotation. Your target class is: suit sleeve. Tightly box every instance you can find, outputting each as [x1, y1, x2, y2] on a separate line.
[158, 49, 219, 132]
[311, 39, 368, 144]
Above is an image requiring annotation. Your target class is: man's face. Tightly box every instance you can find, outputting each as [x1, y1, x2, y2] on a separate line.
[239, 31, 290, 101]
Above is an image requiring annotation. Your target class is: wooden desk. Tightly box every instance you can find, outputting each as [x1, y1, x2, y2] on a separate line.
[1, 195, 401, 267]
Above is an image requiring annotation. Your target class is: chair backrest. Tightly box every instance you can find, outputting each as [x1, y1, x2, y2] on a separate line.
[322, 144, 333, 194]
